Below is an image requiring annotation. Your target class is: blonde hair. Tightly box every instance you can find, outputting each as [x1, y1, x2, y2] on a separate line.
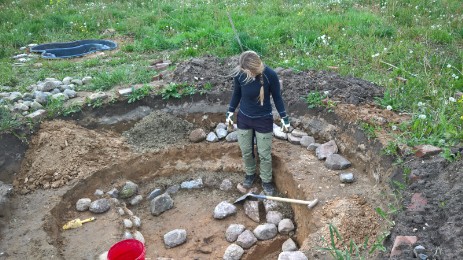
[232, 51, 265, 105]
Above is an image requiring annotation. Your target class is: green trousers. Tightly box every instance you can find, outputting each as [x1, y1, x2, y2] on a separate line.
[237, 129, 273, 183]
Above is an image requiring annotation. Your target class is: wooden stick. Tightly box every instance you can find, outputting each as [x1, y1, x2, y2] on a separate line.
[227, 11, 244, 52]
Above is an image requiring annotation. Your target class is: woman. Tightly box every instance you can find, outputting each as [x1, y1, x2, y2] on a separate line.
[226, 51, 290, 195]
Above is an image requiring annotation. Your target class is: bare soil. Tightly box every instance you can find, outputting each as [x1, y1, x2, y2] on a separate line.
[0, 55, 461, 259]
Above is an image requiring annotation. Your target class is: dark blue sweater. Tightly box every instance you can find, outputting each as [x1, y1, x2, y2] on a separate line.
[228, 66, 287, 118]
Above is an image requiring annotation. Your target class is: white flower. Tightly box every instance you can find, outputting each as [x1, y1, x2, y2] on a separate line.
[447, 64, 452, 68]
[419, 114, 427, 120]
[371, 53, 380, 58]
[456, 76, 459, 79]
[324, 91, 330, 95]
[452, 74, 456, 78]
[417, 102, 424, 107]
[386, 105, 392, 110]
[392, 125, 397, 131]
[449, 97, 456, 102]
[409, 50, 413, 54]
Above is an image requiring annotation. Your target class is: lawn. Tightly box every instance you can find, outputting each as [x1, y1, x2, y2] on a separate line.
[0, 0, 462, 152]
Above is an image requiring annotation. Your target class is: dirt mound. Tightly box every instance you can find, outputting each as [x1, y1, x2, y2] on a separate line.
[171, 55, 383, 106]
[13, 120, 133, 193]
[122, 110, 193, 152]
[306, 196, 382, 253]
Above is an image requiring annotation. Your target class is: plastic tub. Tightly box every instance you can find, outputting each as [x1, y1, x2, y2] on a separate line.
[107, 239, 145, 260]
[30, 39, 117, 59]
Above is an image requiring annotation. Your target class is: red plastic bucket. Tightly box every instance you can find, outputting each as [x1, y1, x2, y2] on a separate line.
[107, 239, 145, 260]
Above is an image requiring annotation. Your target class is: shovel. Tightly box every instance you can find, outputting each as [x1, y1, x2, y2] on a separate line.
[234, 193, 318, 209]
[62, 217, 96, 230]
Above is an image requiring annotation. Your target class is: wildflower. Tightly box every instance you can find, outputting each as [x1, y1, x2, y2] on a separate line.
[324, 91, 330, 96]
[449, 97, 456, 102]
[371, 53, 380, 58]
[386, 105, 392, 110]
[417, 102, 424, 107]
[409, 50, 413, 54]
[447, 64, 452, 68]
[419, 114, 427, 120]
[392, 125, 397, 131]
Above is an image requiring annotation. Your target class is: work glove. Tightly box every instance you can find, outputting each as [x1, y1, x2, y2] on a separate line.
[280, 116, 290, 133]
[225, 112, 234, 131]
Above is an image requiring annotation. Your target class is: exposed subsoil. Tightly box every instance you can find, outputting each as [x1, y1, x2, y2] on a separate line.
[0, 55, 461, 259]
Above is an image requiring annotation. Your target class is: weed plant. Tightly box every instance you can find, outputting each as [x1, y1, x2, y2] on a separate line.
[0, 0, 462, 146]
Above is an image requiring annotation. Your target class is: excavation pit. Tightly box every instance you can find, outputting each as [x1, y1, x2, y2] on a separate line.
[0, 56, 406, 259]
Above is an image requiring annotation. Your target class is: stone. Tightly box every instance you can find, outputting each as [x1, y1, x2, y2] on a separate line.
[390, 236, 418, 257]
[180, 178, 203, 189]
[215, 122, 227, 131]
[119, 181, 138, 199]
[150, 193, 174, 216]
[263, 199, 281, 213]
[133, 230, 145, 244]
[88, 92, 107, 101]
[118, 87, 133, 96]
[129, 195, 143, 206]
[307, 143, 320, 151]
[166, 184, 180, 194]
[123, 231, 133, 239]
[407, 193, 428, 212]
[51, 93, 68, 101]
[163, 229, 187, 248]
[213, 201, 237, 219]
[278, 219, 295, 235]
[291, 129, 308, 138]
[62, 77, 73, 85]
[216, 128, 228, 139]
[316, 140, 338, 160]
[340, 173, 354, 183]
[300, 136, 315, 147]
[107, 188, 119, 198]
[123, 219, 133, 228]
[116, 207, 125, 216]
[266, 211, 283, 225]
[34, 91, 49, 104]
[131, 215, 141, 228]
[63, 89, 77, 98]
[94, 189, 104, 196]
[8, 92, 22, 102]
[220, 179, 233, 191]
[14, 103, 29, 111]
[71, 79, 83, 86]
[278, 251, 308, 260]
[82, 76, 92, 85]
[414, 245, 426, 258]
[51, 88, 61, 94]
[89, 198, 111, 213]
[189, 128, 207, 143]
[236, 230, 257, 249]
[40, 80, 61, 92]
[223, 244, 244, 260]
[287, 134, 302, 145]
[253, 223, 277, 240]
[25, 109, 46, 122]
[206, 132, 219, 142]
[29, 101, 43, 110]
[225, 131, 238, 142]
[325, 154, 352, 170]
[282, 238, 298, 251]
[244, 200, 260, 223]
[225, 224, 246, 243]
[76, 198, 91, 211]
[414, 144, 442, 158]
[273, 127, 287, 140]
[146, 188, 162, 201]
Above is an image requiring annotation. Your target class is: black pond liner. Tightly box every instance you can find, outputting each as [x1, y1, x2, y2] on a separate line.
[30, 39, 117, 59]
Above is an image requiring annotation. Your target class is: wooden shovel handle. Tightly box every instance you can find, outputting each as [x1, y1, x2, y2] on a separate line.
[252, 194, 318, 208]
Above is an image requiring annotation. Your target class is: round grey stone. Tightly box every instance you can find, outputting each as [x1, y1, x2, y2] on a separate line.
[236, 230, 257, 249]
[123, 219, 133, 228]
[89, 198, 110, 213]
[266, 211, 283, 225]
[225, 224, 246, 243]
[278, 218, 295, 234]
[278, 251, 308, 260]
[223, 244, 244, 260]
[76, 198, 91, 211]
[129, 195, 143, 206]
[253, 223, 277, 240]
[213, 201, 237, 219]
[163, 229, 187, 248]
[282, 238, 298, 252]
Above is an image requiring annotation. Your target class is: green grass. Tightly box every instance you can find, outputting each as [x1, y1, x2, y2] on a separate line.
[0, 0, 462, 147]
